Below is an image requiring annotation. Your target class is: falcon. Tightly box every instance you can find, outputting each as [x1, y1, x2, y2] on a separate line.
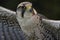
[0, 1, 60, 40]
[16, 2, 58, 40]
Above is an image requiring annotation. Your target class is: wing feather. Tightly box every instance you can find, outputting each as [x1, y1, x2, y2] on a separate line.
[0, 6, 27, 40]
[0, 6, 16, 14]
[42, 18, 60, 29]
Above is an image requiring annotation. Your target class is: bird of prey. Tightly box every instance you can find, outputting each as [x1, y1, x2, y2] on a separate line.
[16, 2, 59, 40]
[0, 2, 60, 40]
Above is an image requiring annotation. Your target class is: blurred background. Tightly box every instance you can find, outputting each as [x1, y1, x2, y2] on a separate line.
[0, 0, 60, 20]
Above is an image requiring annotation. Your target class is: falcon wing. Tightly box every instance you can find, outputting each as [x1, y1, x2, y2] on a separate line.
[42, 18, 60, 29]
[0, 6, 27, 40]
[42, 18, 60, 40]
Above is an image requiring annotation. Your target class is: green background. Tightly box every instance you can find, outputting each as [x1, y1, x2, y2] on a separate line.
[0, 0, 60, 20]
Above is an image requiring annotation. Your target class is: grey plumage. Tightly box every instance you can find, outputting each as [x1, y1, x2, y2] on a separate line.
[0, 2, 60, 40]
[0, 6, 27, 40]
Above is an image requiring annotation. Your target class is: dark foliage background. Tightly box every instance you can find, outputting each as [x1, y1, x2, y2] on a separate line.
[0, 0, 60, 20]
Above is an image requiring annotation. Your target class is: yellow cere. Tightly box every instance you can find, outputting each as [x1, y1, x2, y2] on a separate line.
[26, 4, 32, 10]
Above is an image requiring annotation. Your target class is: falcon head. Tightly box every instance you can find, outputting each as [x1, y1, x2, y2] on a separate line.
[16, 2, 37, 18]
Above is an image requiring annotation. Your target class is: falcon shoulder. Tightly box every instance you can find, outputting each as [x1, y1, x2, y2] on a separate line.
[37, 13, 60, 29]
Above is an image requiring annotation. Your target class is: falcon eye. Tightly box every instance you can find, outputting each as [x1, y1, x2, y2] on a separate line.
[22, 6, 25, 8]
[18, 6, 26, 9]
[21, 6, 26, 9]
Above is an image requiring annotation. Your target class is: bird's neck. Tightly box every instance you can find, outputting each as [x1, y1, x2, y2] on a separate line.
[17, 13, 32, 27]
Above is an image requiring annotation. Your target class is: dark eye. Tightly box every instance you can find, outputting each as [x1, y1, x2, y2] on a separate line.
[22, 6, 24, 8]
[21, 6, 26, 9]
[18, 6, 26, 9]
